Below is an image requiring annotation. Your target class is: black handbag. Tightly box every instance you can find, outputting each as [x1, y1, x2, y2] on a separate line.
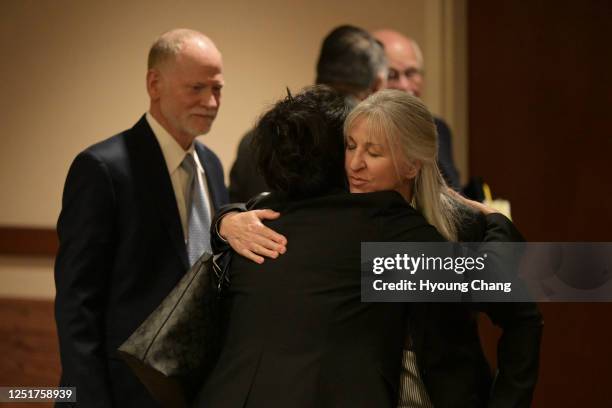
[117, 251, 230, 407]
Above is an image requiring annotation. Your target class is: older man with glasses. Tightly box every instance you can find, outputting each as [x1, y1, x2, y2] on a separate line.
[374, 29, 461, 190]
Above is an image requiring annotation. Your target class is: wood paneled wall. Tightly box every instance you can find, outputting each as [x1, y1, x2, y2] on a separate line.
[468, 0, 612, 406]
[0, 298, 59, 408]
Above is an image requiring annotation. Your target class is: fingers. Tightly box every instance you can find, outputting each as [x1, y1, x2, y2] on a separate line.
[247, 242, 281, 260]
[235, 246, 265, 264]
[250, 210, 287, 246]
[236, 233, 283, 259]
[222, 209, 288, 263]
[248, 223, 287, 249]
[228, 234, 283, 264]
[253, 209, 281, 220]
[250, 234, 286, 254]
[229, 238, 265, 264]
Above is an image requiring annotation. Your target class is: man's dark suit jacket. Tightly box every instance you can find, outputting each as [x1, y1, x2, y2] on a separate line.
[196, 191, 445, 408]
[228, 118, 460, 202]
[54, 115, 229, 407]
[434, 117, 460, 190]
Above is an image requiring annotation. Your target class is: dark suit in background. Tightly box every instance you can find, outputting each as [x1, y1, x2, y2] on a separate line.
[228, 118, 460, 203]
[196, 191, 445, 408]
[228, 130, 266, 202]
[54, 116, 228, 407]
[434, 117, 460, 190]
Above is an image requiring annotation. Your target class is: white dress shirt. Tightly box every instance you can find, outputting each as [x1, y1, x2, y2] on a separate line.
[146, 112, 213, 242]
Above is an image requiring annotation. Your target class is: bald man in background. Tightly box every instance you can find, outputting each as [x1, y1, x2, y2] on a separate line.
[54, 29, 228, 407]
[374, 29, 461, 190]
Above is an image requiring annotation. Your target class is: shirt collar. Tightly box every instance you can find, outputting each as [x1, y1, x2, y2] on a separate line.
[146, 112, 195, 174]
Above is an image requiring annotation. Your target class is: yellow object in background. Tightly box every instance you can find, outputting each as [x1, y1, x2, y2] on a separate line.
[483, 183, 512, 220]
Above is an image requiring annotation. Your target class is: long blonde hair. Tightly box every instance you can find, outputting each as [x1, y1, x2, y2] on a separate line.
[344, 89, 461, 241]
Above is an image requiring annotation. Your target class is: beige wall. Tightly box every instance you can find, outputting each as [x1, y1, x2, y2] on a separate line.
[0, 0, 467, 298]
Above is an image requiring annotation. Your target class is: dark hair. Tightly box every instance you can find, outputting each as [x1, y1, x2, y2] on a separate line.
[315, 25, 387, 94]
[252, 85, 353, 198]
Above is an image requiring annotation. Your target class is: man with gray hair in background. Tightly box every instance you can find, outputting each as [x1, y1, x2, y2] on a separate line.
[228, 24, 388, 204]
[374, 29, 461, 190]
[54, 28, 228, 407]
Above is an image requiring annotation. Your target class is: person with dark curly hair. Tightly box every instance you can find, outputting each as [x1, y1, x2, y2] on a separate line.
[194, 85, 446, 407]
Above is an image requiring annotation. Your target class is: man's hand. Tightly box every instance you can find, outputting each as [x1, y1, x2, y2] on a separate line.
[220, 210, 288, 264]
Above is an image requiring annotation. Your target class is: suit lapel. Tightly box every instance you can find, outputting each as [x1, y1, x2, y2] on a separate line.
[129, 116, 190, 270]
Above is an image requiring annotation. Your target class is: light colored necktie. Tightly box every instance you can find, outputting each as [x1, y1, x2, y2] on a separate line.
[181, 152, 212, 266]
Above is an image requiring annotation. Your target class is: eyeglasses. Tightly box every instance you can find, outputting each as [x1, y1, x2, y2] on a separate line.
[388, 67, 424, 81]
